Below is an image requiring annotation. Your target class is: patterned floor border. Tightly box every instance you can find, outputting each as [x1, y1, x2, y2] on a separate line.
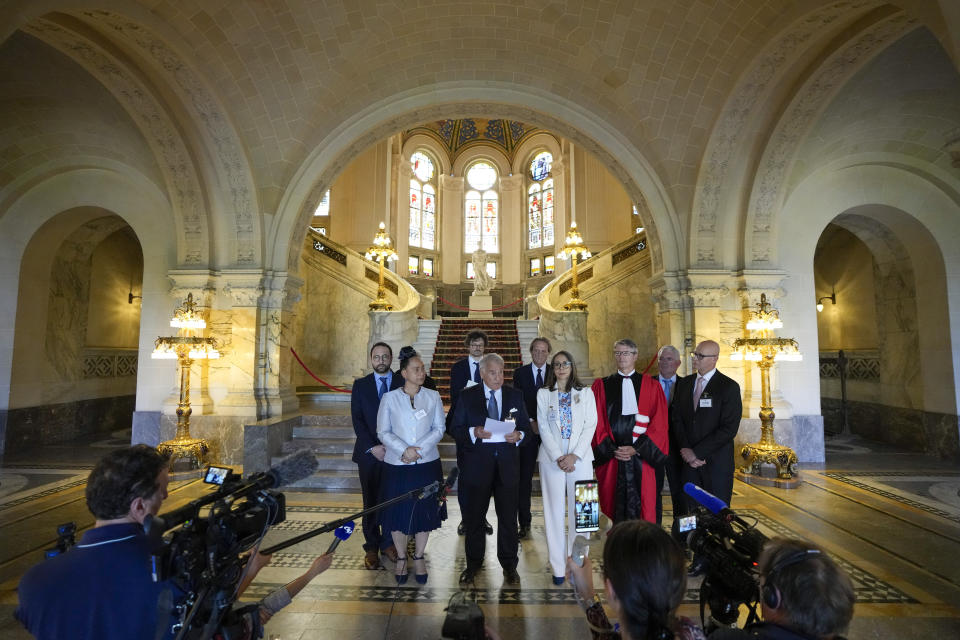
[260, 508, 916, 605]
[823, 472, 960, 524]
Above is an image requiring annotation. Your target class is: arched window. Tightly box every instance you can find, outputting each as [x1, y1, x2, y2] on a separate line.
[464, 161, 499, 253]
[312, 189, 330, 235]
[527, 151, 554, 249]
[409, 151, 437, 250]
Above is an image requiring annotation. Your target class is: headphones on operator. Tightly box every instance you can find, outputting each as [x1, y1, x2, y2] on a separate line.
[760, 548, 821, 609]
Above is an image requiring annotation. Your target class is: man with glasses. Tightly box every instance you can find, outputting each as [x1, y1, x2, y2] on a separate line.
[671, 340, 742, 518]
[351, 342, 402, 569]
[590, 339, 669, 524]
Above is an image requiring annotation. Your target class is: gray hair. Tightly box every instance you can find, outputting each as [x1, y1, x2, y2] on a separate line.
[479, 353, 504, 370]
[657, 345, 680, 359]
[613, 338, 638, 352]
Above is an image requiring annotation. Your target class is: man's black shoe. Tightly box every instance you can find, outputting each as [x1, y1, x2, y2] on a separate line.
[484, 519, 494, 535]
[459, 567, 479, 584]
[457, 521, 465, 536]
[502, 567, 521, 586]
[517, 525, 530, 539]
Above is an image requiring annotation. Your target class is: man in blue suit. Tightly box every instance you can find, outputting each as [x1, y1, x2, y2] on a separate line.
[511, 336, 552, 539]
[351, 342, 402, 569]
[446, 328, 493, 536]
[452, 353, 530, 586]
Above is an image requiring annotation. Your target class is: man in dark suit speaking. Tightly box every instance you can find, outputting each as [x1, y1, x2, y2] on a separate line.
[670, 339, 742, 509]
[451, 353, 530, 586]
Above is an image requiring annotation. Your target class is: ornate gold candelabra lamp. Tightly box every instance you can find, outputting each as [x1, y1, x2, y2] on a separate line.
[730, 294, 802, 484]
[364, 222, 398, 310]
[151, 293, 219, 469]
[557, 221, 592, 311]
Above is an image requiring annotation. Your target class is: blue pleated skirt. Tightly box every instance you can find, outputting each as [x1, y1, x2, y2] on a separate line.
[379, 458, 448, 535]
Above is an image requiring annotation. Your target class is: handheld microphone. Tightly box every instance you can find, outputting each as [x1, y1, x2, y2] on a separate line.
[438, 467, 459, 501]
[683, 482, 728, 515]
[326, 520, 355, 554]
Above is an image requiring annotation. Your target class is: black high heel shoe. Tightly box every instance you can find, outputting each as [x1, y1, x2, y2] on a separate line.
[413, 554, 427, 584]
[395, 556, 408, 585]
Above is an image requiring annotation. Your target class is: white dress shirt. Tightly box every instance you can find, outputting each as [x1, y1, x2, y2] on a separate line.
[620, 370, 639, 415]
[376, 386, 445, 466]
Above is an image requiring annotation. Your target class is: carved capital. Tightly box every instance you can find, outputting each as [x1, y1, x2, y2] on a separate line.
[440, 174, 464, 191]
[499, 174, 523, 191]
[167, 270, 217, 309]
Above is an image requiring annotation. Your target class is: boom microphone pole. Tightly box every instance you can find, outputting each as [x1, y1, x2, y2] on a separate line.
[259, 466, 459, 555]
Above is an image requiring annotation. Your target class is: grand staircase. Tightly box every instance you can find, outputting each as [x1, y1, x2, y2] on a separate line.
[431, 318, 523, 404]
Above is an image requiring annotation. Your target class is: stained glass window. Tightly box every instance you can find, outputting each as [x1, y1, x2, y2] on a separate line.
[409, 151, 438, 250]
[408, 255, 419, 275]
[530, 151, 552, 181]
[464, 162, 499, 253]
[527, 153, 554, 250]
[314, 189, 330, 216]
[423, 257, 434, 277]
[411, 152, 434, 182]
[544, 255, 555, 274]
[530, 258, 541, 277]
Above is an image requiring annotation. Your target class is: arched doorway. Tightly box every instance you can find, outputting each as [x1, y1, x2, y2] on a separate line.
[4, 210, 143, 454]
[814, 206, 958, 458]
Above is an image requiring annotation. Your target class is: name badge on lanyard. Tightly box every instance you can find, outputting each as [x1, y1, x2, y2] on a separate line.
[699, 398, 712, 408]
[414, 409, 427, 420]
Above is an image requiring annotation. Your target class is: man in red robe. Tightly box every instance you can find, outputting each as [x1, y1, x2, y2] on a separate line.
[591, 339, 669, 524]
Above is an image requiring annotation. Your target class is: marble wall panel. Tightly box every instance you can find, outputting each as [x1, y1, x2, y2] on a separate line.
[158, 413, 249, 465]
[243, 415, 299, 473]
[822, 397, 960, 458]
[295, 265, 370, 388]
[3, 394, 135, 453]
[132, 410, 161, 447]
[586, 278, 657, 377]
[736, 415, 825, 463]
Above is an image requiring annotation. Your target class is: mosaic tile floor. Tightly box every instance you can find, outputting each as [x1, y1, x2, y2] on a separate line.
[0, 433, 958, 639]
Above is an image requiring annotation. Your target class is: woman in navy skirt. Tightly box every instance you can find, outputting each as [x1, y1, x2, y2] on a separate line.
[376, 346, 447, 584]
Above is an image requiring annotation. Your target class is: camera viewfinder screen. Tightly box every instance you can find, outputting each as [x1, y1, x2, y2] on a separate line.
[204, 466, 230, 486]
[574, 480, 600, 532]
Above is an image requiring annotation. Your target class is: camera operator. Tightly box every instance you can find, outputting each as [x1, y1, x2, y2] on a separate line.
[565, 520, 707, 640]
[710, 538, 855, 640]
[15, 445, 178, 640]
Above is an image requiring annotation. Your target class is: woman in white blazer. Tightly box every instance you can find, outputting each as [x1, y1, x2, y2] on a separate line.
[537, 350, 598, 584]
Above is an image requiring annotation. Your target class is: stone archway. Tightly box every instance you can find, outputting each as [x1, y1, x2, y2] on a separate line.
[776, 163, 960, 459]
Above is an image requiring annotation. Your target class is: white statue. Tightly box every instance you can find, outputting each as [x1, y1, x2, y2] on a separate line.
[471, 248, 492, 294]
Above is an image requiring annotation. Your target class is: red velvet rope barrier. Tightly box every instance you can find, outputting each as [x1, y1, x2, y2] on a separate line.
[640, 352, 658, 375]
[436, 296, 524, 312]
[290, 348, 352, 393]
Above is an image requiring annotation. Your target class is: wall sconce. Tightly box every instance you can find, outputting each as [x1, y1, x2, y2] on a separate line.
[816, 290, 836, 313]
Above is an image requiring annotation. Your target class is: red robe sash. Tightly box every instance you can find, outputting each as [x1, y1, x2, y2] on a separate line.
[590, 375, 669, 523]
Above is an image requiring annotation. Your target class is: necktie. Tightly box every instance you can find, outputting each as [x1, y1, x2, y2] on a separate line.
[378, 376, 387, 400]
[662, 378, 673, 403]
[473, 361, 481, 383]
[535, 367, 543, 388]
[693, 376, 705, 410]
[487, 391, 499, 420]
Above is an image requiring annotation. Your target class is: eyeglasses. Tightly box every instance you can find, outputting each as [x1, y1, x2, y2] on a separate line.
[469, 341, 486, 348]
[553, 361, 572, 369]
[613, 351, 637, 357]
[371, 354, 391, 362]
[693, 352, 718, 360]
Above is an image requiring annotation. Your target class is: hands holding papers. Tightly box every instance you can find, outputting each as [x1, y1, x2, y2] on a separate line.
[472, 418, 523, 444]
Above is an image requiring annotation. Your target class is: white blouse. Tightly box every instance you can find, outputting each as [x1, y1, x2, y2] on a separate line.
[376, 386, 445, 466]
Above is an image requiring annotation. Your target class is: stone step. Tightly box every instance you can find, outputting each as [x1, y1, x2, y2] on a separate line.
[293, 424, 355, 439]
[288, 436, 460, 458]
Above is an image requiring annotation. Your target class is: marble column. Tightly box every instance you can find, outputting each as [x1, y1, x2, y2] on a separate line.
[500, 174, 523, 284]
[439, 174, 464, 284]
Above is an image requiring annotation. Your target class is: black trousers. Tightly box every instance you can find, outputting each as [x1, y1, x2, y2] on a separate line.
[461, 456, 519, 571]
[357, 456, 388, 552]
[517, 433, 539, 528]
